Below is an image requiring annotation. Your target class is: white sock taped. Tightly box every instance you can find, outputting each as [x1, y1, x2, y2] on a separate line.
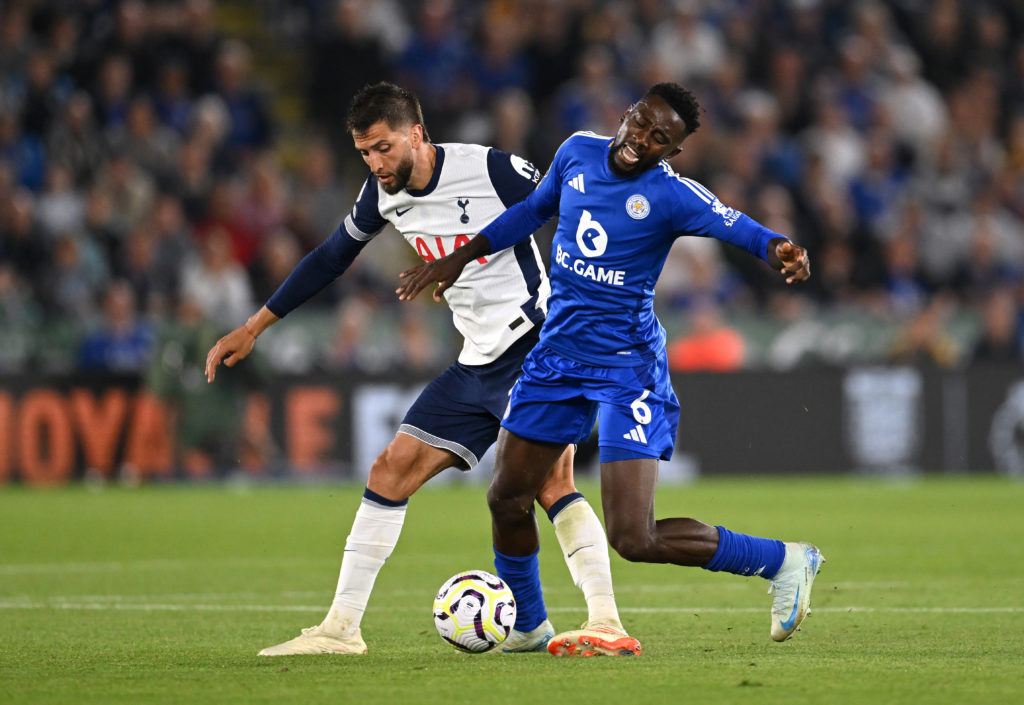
[322, 497, 407, 635]
[552, 498, 622, 629]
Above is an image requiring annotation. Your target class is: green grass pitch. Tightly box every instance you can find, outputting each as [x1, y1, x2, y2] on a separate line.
[1, 476, 1021, 705]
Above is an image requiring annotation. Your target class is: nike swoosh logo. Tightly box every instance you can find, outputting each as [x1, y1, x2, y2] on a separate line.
[779, 586, 801, 631]
[395, 207, 413, 216]
[567, 544, 594, 559]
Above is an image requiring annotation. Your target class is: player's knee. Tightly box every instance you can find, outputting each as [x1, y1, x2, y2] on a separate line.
[367, 445, 422, 501]
[486, 484, 534, 524]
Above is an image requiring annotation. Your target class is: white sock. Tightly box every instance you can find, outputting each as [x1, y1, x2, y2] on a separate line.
[321, 496, 407, 636]
[552, 498, 623, 630]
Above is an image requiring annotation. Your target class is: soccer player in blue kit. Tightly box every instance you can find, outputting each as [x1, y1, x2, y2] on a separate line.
[397, 82, 825, 654]
[207, 83, 636, 656]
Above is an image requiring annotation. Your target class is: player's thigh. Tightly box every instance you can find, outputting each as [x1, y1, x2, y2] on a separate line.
[599, 458, 659, 542]
[490, 428, 569, 503]
[536, 445, 577, 511]
[366, 433, 462, 502]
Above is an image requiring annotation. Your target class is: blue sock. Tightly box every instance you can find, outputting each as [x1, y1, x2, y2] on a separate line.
[703, 526, 785, 578]
[493, 547, 547, 632]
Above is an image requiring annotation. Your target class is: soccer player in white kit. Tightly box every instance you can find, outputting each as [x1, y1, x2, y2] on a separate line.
[206, 82, 637, 656]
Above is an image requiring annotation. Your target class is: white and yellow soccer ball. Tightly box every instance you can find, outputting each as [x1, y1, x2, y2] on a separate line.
[432, 570, 517, 653]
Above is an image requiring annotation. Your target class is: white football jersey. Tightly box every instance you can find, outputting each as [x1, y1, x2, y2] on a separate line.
[343, 143, 550, 365]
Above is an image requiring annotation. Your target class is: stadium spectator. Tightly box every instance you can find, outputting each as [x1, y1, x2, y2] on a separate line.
[152, 60, 194, 136]
[106, 94, 181, 183]
[0, 261, 38, 371]
[212, 39, 273, 166]
[248, 228, 302, 306]
[77, 279, 153, 372]
[667, 303, 746, 372]
[231, 153, 288, 259]
[180, 225, 255, 330]
[46, 90, 103, 187]
[0, 107, 46, 191]
[396, 0, 472, 136]
[1, 188, 49, 295]
[285, 135, 348, 250]
[551, 43, 632, 141]
[649, 0, 726, 86]
[36, 162, 84, 238]
[18, 48, 64, 139]
[92, 149, 155, 232]
[464, 4, 531, 104]
[90, 53, 134, 130]
[0, 5, 32, 80]
[970, 287, 1021, 365]
[306, 0, 394, 155]
[889, 297, 960, 368]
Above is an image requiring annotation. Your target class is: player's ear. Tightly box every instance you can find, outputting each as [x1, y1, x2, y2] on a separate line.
[620, 104, 635, 123]
[410, 124, 424, 147]
[665, 146, 683, 159]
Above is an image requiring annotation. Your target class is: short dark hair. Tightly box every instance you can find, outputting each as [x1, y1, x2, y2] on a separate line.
[345, 82, 430, 141]
[645, 82, 701, 136]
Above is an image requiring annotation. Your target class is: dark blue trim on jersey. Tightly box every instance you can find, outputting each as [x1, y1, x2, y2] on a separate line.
[513, 239, 545, 326]
[363, 487, 409, 507]
[266, 225, 368, 317]
[406, 145, 445, 197]
[351, 174, 387, 236]
[486, 148, 537, 208]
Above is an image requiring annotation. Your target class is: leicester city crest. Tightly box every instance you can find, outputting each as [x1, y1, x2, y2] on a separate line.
[626, 194, 650, 220]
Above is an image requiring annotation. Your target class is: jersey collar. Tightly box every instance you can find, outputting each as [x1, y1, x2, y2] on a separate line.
[406, 144, 445, 197]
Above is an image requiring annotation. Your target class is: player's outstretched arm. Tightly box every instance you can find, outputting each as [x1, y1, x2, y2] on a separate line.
[205, 305, 280, 383]
[396, 234, 491, 302]
[767, 238, 811, 284]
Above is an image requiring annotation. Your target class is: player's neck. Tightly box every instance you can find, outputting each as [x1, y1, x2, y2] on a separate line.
[407, 143, 437, 191]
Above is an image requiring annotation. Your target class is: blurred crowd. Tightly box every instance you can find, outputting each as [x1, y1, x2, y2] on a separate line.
[3, 0, 1024, 379]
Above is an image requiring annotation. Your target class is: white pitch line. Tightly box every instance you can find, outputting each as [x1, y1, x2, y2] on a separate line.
[0, 602, 326, 612]
[0, 557, 324, 575]
[0, 601, 1020, 615]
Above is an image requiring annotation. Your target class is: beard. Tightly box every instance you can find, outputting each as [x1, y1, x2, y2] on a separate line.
[607, 145, 632, 177]
[606, 138, 645, 178]
[380, 152, 415, 194]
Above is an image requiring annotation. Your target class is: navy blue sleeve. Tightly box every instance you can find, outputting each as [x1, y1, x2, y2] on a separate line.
[348, 174, 388, 238]
[485, 148, 540, 208]
[265, 224, 369, 317]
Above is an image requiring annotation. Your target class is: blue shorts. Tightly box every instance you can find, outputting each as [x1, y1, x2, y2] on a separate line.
[501, 344, 680, 461]
[399, 330, 538, 469]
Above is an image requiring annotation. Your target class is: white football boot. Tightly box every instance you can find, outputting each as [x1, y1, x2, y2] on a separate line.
[498, 619, 555, 653]
[257, 625, 368, 655]
[769, 542, 825, 641]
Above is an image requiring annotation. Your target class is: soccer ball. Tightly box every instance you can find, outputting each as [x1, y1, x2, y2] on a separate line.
[432, 570, 516, 653]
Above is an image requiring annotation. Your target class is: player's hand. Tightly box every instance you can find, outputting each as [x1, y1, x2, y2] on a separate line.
[776, 240, 810, 283]
[205, 326, 256, 383]
[396, 255, 468, 302]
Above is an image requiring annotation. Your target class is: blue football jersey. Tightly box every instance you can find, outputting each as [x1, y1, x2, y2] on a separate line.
[483, 131, 782, 368]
